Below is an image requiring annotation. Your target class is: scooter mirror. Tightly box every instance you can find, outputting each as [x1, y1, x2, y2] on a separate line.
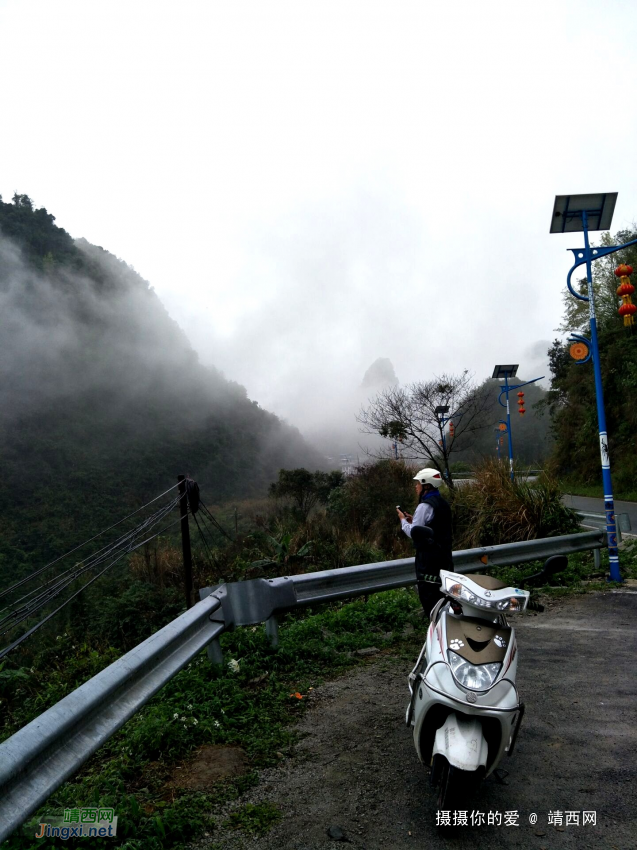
[542, 554, 568, 577]
[518, 554, 568, 587]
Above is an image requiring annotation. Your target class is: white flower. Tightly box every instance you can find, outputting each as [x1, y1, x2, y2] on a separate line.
[221, 709, 225, 714]
[180, 716, 186, 722]
[214, 720, 221, 728]
[193, 719, 198, 725]
[173, 713, 179, 719]
[228, 658, 240, 673]
[251, 627, 257, 632]
[56, 636, 62, 641]
[188, 704, 193, 710]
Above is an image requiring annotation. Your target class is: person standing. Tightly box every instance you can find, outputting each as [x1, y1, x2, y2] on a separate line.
[397, 468, 453, 617]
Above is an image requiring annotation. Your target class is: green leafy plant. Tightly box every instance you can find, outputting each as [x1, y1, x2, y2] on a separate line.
[224, 802, 282, 835]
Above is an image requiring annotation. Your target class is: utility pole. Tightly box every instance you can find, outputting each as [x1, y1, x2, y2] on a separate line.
[177, 474, 194, 609]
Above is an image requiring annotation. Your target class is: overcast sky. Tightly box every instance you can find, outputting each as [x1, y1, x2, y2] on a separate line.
[1, 0, 636, 445]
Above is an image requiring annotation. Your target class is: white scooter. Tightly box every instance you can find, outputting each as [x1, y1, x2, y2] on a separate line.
[406, 541, 565, 807]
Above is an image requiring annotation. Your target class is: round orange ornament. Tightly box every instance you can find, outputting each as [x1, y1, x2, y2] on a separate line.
[569, 342, 589, 361]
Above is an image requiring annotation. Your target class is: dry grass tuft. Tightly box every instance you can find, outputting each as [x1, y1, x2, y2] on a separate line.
[450, 459, 580, 549]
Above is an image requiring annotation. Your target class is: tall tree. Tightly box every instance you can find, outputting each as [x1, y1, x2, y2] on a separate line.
[357, 372, 492, 487]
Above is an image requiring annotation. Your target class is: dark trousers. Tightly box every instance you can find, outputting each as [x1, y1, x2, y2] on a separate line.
[415, 546, 452, 619]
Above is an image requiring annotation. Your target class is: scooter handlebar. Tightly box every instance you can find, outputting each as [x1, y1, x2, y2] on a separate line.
[419, 575, 443, 585]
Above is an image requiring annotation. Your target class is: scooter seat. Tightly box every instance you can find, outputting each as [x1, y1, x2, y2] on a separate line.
[468, 574, 509, 591]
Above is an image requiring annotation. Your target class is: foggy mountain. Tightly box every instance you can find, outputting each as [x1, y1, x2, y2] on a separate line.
[0, 194, 327, 572]
[303, 357, 400, 464]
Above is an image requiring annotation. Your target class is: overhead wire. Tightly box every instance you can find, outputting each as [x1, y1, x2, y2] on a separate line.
[0, 495, 181, 624]
[0, 481, 184, 603]
[198, 499, 235, 542]
[191, 510, 217, 571]
[0, 496, 180, 626]
[0, 497, 181, 640]
[0, 510, 188, 660]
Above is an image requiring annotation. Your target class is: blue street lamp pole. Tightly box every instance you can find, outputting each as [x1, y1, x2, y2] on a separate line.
[560, 217, 637, 583]
[494, 368, 544, 482]
[551, 193, 637, 582]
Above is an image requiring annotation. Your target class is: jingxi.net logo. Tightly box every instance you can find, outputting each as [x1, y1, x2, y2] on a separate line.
[35, 808, 118, 839]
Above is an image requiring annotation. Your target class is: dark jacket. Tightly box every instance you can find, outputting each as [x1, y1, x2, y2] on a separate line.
[413, 491, 453, 577]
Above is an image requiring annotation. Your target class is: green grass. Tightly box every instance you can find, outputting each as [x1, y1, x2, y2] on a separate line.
[1, 588, 423, 850]
[224, 802, 282, 836]
[561, 482, 637, 502]
[4, 539, 637, 850]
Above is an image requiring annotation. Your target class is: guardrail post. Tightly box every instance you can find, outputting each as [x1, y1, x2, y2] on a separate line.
[265, 615, 279, 648]
[207, 638, 224, 665]
[594, 548, 601, 571]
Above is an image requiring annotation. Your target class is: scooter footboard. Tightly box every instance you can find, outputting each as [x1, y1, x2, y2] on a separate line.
[432, 712, 488, 772]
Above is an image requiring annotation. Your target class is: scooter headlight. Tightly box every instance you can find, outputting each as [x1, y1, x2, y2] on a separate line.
[445, 578, 494, 608]
[445, 579, 477, 604]
[447, 650, 502, 691]
[495, 596, 526, 612]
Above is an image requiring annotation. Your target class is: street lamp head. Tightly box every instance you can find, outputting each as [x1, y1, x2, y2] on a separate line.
[492, 365, 518, 380]
[434, 405, 449, 415]
[550, 193, 617, 234]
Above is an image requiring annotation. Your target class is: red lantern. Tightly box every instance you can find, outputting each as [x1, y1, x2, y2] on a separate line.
[616, 264, 636, 326]
[519, 408, 526, 416]
[448, 421, 455, 438]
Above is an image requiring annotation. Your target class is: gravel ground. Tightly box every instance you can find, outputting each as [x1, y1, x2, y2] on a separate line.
[195, 590, 637, 850]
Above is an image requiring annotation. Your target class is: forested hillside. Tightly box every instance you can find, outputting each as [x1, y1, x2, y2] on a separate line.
[0, 194, 325, 581]
[546, 227, 637, 491]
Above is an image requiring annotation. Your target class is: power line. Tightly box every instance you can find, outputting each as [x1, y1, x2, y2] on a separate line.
[0, 481, 184, 603]
[0, 499, 181, 641]
[0, 496, 181, 625]
[198, 499, 235, 542]
[191, 510, 216, 570]
[0, 496, 180, 627]
[0, 510, 188, 661]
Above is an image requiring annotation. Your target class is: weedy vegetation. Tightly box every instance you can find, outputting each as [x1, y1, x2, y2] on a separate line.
[1, 459, 634, 850]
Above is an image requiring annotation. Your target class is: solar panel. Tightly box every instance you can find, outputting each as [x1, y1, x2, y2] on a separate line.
[550, 193, 617, 234]
[492, 365, 518, 379]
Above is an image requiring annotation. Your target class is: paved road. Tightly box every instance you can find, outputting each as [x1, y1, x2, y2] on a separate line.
[199, 590, 637, 850]
[563, 494, 637, 534]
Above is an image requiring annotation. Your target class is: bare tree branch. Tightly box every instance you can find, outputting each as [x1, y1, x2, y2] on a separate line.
[357, 372, 492, 488]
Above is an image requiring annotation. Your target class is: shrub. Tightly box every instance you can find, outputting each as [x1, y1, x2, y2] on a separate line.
[450, 459, 580, 548]
[327, 459, 416, 554]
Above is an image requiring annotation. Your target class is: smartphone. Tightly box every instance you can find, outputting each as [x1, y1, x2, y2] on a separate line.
[396, 505, 402, 511]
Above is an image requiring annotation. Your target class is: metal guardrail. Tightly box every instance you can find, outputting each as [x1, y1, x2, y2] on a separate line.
[576, 510, 632, 541]
[0, 529, 605, 842]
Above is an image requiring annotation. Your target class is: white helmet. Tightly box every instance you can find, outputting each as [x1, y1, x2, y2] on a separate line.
[413, 468, 444, 488]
